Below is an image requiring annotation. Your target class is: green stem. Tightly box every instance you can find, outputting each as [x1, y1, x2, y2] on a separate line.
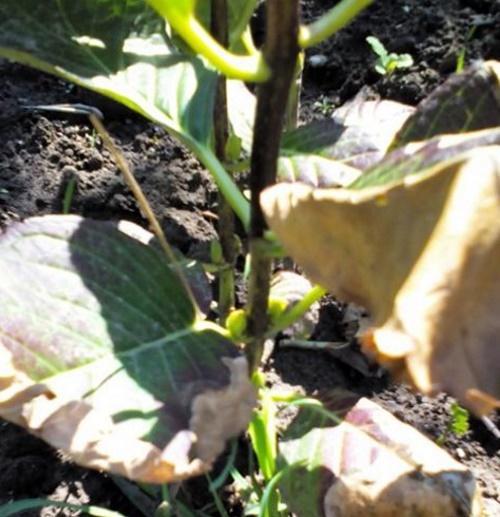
[240, 26, 258, 55]
[269, 284, 326, 336]
[284, 53, 304, 131]
[299, 0, 373, 48]
[229, 0, 259, 49]
[147, 0, 269, 81]
[258, 463, 305, 517]
[248, 388, 277, 482]
[196, 145, 250, 229]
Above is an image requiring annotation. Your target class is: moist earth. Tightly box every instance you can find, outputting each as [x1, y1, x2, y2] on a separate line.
[0, 0, 499, 515]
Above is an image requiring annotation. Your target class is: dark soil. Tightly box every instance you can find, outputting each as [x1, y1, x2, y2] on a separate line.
[0, 0, 499, 515]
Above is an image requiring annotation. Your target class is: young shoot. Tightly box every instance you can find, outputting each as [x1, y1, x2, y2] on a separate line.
[366, 35, 414, 76]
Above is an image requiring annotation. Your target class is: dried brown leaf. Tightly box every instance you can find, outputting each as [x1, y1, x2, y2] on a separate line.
[261, 146, 500, 415]
[0, 346, 253, 483]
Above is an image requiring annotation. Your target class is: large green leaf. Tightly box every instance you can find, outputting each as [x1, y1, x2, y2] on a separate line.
[0, 215, 255, 483]
[0, 0, 216, 146]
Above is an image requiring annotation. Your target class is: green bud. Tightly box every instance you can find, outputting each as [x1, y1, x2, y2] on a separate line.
[226, 309, 248, 341]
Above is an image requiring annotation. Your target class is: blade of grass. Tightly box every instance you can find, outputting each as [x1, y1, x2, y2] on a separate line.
[110, 476, 156, 517]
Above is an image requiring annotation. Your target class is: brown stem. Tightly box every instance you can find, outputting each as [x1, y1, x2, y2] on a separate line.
[89, 114, 200, 315]
[246, 0, 300, 370]
[212, 0, 236, 325]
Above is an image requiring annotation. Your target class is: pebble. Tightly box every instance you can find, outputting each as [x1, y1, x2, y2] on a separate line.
[308, 54, 328, 67]
[61, 165, 78, 177]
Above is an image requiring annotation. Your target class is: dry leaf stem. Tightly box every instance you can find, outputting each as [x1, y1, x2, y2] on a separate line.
[246, 0, 300, 369]
[89, 114, 201, 316]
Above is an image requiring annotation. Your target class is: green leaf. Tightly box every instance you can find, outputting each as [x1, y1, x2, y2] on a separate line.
[449, 402, 470, 437]
[391, 60, 500, 148]
[375, 62, 388, 75]
[366, 36, 387, 58]
[0, 215, 255, 483]
[0, 0, 217, 146]
[227, 79, 256, 154]
[394, 53, 414, 68]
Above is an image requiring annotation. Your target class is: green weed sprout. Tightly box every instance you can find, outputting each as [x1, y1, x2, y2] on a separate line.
[366, 35, 414, 76]
[449, 402, 470, 437]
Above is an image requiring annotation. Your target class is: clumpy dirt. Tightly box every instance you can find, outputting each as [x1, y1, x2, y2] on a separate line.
[0, 0, 499, 515]
[300, 0, 500, 114]
[0, 60, 218, 257]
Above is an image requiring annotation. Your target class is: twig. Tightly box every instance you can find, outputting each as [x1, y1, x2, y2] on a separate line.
[89, 114, 201, 316]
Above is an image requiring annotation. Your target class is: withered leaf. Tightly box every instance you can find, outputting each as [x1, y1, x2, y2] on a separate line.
[0, 216, 256, 483]
[262, 145, 500, 415]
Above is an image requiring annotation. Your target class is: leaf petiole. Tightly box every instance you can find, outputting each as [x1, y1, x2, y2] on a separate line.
[268, 284, 326, 336]
[196, 144, 251, 230]
[299, 0, 373, 48]
[147, 0, 269, 82]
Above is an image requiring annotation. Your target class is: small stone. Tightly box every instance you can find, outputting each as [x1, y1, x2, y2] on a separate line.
[308, 54, 328, 67]
[456, 448, 466, 460]
[61, 165, 78, 178]
[396, 395, 407, 405]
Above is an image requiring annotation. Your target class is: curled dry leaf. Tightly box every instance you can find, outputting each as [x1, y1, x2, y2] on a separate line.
[279, 398, 483, 517]
[261, 145, 500, 415]
[0, 216, 256, 483]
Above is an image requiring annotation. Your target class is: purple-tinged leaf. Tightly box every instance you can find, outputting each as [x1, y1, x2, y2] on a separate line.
[278, 154, 361, 188]
[278, 98, 414, 187]
[392, 60, 500, 148]
[350, 126, 500, 189]
[0, 215, 255, 483]
[282, 98, 414, 170]
[278, 398, 482, 517]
